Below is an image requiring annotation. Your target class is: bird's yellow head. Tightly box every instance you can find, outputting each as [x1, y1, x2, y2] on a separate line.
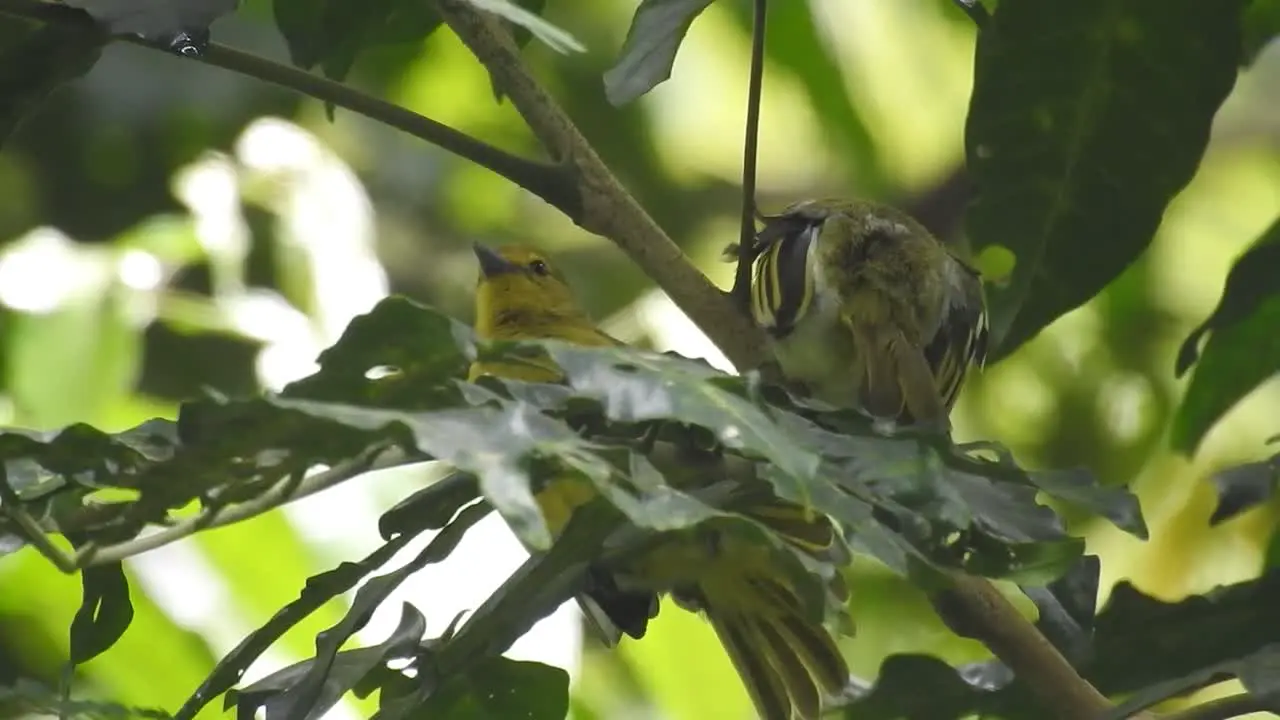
[471, 243, 589, 340]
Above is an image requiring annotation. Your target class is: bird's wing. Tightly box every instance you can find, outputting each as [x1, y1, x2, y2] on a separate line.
[923, 254, 990, 410]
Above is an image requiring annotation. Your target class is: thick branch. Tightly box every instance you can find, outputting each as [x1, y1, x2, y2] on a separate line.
[936, 573, 1114, 720]
[433, 0, 768, 372]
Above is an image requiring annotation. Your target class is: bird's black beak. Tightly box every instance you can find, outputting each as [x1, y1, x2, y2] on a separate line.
[473, 242, 521, 278]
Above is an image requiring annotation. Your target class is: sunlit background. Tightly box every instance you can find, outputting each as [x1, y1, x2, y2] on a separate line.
[0, 1, 1277, 718]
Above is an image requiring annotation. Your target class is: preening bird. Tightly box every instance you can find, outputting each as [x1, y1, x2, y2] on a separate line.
[735, 198, 989, 427]
[469, 242, 850, 720]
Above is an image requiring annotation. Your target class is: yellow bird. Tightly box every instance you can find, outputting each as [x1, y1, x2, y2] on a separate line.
[468, 242, 849, 720]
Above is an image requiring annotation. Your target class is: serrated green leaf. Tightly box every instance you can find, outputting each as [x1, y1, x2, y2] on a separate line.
[271, 398, 577, 548]
[544, 343, 821, 486]
[281, 295, 473, 406]
[603, 0, 715, 105]
[966, 0, 1246, 360]
[231, 603, 429, 720]
[241, 503, 488, 720]
[174, 512, 443, 720]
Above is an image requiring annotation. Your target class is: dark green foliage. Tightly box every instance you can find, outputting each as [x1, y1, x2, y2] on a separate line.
[1242, 0, 1280, 64]
[2, 299, 1141, 717]
[1173, 216, 1280, 453]
[965, 0, 1246, 360]
[274, 0, 578, 85]
[842, 565, 1280, 718]
[69, 560, 133, 666]
[401, 656, 569, 720]
[0, 9, 105, 147]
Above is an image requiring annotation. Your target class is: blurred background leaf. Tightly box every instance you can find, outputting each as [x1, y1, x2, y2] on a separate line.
[965, 0, 1246, 361]
[1172, 215, 1280, 454]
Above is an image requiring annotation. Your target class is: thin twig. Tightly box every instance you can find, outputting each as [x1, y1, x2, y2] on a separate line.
[1163, 693, 1280, 720]
[74, 448, 416, 568]
[432, 0, 769, 372]
[0, 0, 579, 218]
[731, 0, 768, 309]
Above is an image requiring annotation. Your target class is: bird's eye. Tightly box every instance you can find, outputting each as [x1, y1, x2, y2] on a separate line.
[529, 260, 549, 275]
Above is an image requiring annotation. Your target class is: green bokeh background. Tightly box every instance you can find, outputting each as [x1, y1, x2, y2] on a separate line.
[0, 1, 1277, 718]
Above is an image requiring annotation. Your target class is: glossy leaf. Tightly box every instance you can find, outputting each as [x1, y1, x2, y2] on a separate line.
[256, 503, 488, 720]
[603, 0, 715, 105]
[965, 0, 1246, 360]
[230, 603, 429, 720]
[172, 491, 466, 720]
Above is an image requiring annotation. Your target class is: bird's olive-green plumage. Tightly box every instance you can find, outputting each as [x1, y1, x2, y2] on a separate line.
[742, 198, 989, 427]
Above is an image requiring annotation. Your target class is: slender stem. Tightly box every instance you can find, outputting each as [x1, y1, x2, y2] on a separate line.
[0, 0, 579, 218]
[74, 448, 415, 568]
[732, 0, 768, 308]
[1164, 693, 1280, 720]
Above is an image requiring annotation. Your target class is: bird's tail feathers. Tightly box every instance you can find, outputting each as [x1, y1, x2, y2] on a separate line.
[696, 575, 849, 720]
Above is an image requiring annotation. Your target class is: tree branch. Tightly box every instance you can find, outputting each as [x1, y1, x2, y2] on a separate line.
[731, 0, 768, 308]
[432, 5, 1123, 720]
[73, 447, 415, 568]
[1164, 693, 1280, 720]
[432, 0, 768, 372]
[0, 0, 580, 218]
[935, 573, 1115, 720]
